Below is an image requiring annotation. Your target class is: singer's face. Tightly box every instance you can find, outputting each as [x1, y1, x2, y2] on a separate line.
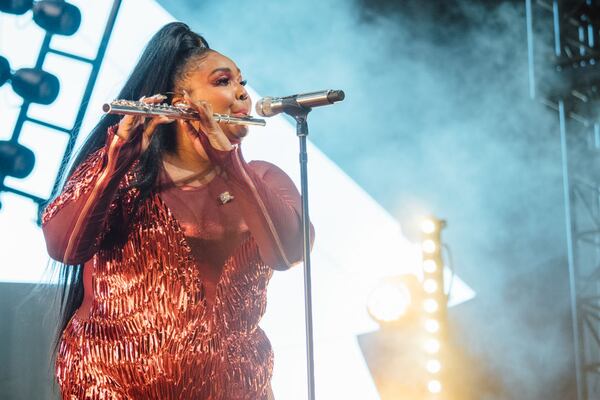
[177, 51, 251, 143]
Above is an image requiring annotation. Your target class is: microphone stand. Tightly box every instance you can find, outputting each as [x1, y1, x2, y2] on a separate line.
[281, 101, 316, 400]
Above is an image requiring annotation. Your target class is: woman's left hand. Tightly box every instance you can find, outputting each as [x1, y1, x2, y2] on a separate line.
[178, 91, 234, 161]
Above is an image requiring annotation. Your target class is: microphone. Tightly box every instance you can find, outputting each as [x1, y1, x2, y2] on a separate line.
[255, 89, 345, 117]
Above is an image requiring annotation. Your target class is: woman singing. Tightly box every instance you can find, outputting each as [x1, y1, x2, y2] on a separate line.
[42, 22, 314, 399]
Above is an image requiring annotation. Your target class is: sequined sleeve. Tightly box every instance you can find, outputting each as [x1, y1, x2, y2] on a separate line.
[201, 136, 315, 270]
[41, 125, 142, 265]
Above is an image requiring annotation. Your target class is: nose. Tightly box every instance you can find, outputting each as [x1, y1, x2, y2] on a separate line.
[237, 85, 249, 101]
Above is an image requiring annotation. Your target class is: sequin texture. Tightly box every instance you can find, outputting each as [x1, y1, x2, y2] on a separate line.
[45, 146, 276, 399]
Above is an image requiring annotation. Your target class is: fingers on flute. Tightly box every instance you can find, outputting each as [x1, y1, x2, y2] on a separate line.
[147, 115, 174, 130]
[181, 119, 200, 137]
[122, 115, 142, 130]
[158, 115, 175, 123]
[141, 117, 171, 149]
[183, 91, 210, 116]
[140, 94, 167, 104]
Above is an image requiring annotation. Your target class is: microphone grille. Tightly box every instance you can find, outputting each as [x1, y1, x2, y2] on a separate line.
[327, 90, 345, 103]
[255, 97, 273, 117]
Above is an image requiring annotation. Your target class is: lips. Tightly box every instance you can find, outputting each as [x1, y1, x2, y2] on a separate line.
[231, 109, 250, 117]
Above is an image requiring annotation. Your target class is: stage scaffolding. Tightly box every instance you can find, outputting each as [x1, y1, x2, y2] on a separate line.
[527, 1, 600, 399]
[0, 0, 122, 224]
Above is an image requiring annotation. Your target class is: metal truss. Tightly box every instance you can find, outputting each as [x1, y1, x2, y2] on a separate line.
[0, 0, 122, 224]
[527, 1, 600, 398]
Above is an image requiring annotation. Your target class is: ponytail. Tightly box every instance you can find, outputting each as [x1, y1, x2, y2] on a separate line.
[51, 22, 211, 360]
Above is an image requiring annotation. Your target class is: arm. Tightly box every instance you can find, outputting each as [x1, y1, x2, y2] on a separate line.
[210, 145, 315, 270]
[41, 125, 142, 265]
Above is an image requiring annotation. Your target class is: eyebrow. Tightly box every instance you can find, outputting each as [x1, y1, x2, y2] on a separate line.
[209, 67, 241, 76]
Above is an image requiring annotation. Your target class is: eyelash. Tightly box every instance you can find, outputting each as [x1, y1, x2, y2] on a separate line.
[215, 77, 247, 86]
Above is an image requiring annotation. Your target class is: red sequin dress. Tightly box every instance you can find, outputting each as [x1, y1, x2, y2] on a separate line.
[42, 126, 314, 399]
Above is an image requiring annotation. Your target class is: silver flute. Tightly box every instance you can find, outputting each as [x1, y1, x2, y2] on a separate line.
[102, 99, 266, 126]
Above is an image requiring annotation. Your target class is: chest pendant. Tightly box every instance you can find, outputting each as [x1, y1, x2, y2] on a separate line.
[218, 191, 235, 205]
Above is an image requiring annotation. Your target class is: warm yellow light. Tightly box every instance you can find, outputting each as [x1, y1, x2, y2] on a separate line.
[367, 280, 412, 324]
[421, 219, 437, 234]
[426, 359, 442, 374]
[423, 279, 438, 293]
[424, 338, 440, 353]
[422, 239, 437, 254]
[424, 299, 438, 313]
[425, 319, 440, 333]
[427, 379, 442, 393]
[423, 259, 437, 273]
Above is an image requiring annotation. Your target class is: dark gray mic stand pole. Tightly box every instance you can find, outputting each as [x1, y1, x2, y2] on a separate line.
[273, 89, 344, 399]
[280, 100, 316, 400]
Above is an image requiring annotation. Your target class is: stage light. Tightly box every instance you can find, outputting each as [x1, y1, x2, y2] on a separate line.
[422, 239, 437, 254]
[423, 278, 438, 293]
[427, 379, 442, 394]
[11, 68, 60, 104]
[421, 218, 437, 234]
[0, 140, 35, 178]
[0, 55, 10, 86]
[367, 278, 412, 324]
[0, 58, 60, 103]
[421, 216, 446, 234]
[362, 215, 454, 398]
[425, 319, 439, 333]
[424, 298, 438, 313]
[0, 0, 33, 15]
[426, 359, 442, 374]
[423, 259, 437, 273]
[419, 215, 450, 397]
[32, 1, 81, 36]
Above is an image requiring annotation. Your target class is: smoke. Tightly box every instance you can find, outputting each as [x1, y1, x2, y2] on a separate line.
[157, 0, 574, 398]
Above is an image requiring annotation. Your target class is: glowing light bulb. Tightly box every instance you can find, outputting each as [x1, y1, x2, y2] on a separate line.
[367, 281, 411, 323]
[423, 259, 437, 273]
[424, 279, 438, 293]
[421, 219, 437, 234]
[424, 299, 438, 313]
[426, 359, 442, 374]
[428, 379, 442, 393]
[425, 319, 440, 333]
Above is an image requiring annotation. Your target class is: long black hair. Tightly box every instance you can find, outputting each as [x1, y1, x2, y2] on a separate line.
[51, 22, 211, 357]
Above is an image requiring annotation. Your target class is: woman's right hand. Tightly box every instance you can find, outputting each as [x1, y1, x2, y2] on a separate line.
[115, 94, 174, 153]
